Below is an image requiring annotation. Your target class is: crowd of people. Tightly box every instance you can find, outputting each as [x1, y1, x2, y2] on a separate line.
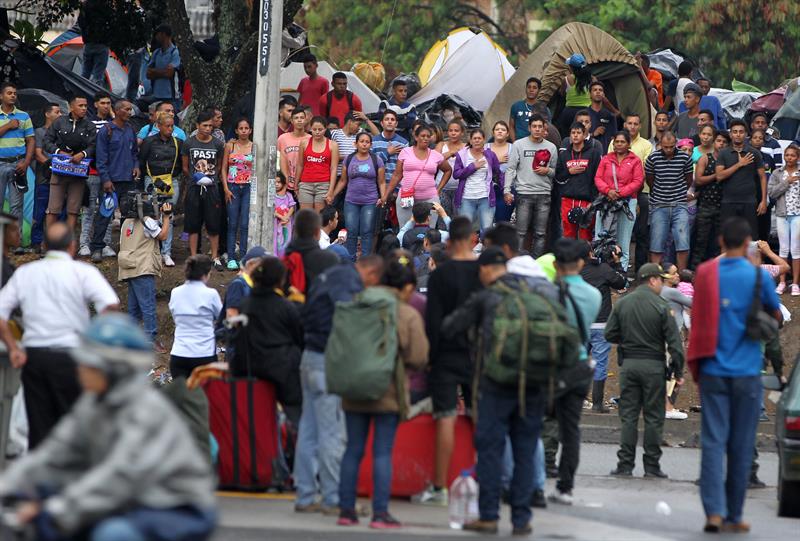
[0, 29, 792, 539]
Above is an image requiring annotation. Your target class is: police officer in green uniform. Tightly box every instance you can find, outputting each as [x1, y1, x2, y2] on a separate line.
[605, 263, 685, 478]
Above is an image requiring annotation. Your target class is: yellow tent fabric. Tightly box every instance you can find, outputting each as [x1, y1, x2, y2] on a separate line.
[483, 22, 653, 138]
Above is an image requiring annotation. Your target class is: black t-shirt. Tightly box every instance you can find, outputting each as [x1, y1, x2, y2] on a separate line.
[717, 145, 764, 204]
[181, 135, 225, 182]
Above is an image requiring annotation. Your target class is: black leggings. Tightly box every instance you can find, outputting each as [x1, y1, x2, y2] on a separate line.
[170, 355, 218, 379]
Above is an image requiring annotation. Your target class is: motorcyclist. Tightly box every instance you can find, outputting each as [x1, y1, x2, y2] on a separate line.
[0, 313, 217, 541]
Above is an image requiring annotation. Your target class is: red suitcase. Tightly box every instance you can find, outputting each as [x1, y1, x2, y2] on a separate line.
[357, 413, 475, 497]
[205, 378, 280, 491]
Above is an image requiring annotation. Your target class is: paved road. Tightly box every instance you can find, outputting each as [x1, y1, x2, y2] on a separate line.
[212, 444, 793, 541]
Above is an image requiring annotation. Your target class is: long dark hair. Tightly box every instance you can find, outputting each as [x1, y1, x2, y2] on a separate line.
[573, 64, 592, 94]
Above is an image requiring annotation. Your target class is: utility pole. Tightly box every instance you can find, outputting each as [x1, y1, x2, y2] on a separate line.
[248, 0, 284, 252]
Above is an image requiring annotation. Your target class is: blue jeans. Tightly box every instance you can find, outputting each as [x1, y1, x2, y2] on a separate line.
[144, 176, 180, 256]
[127, 275, 157, 339]
[596, 198, 637, 271]
[226, 183, 250, 261]
[80, 175, 112, 251]
[699, 374, 761, 524]
[339, 411, 399, 514]
[493, 183, 514, 222]
[31, 183, 50, 246]
[649, 203, 690, 254]
[81, 42, 109, 85]
[589, 327, 611, 381]
[475, 384, 544, 528]
[0, 162, 23, 224]
[343, 201, 377, 259]
[458, 197, 494, 233]
[502, 437, 545, 492]
[294, 349, 346, 507]
[514, 194, 550, 258]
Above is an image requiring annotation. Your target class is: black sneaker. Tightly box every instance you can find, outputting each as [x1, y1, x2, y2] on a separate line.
[609, 467, 633, 477]
[644, 469, 669, 479]
[530, 489, 547, 508]
[546, 465, 559, 478]
[213, 258, 224, 272]
[369, 512, 401, 529]
[748, 475, 767, 489]
[91, 250, 103, 263]
[512, 523, 533, 536]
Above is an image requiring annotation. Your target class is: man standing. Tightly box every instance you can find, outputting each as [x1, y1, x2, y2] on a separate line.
[278, 108, 310, 192]
[318, 72, 362, 127]
[504, 115, 558, 257]
[671, 84, 703, 139]
[588, 82, 617, 150]
[681, 78, 727, 131]
[605, 263, 685, 478]
[413, 216, 481, 506]
[297, 55, 329, 116]
[664, 61, 694, 112]
[78, 0, 112, 86]
[371, 110, 408, 183]
[144, 25, 181, 110]
[330, 111, 359, 178]
[689, 217, 780, 533]
[574, 110, 604, 153]
[749, 112, 782, 168]
[0, 82, 34, 227]
[715, 120, 766, 235]
[645, 132, 694, 270]
[639, 54, 663, 108]
[509, 77, 546, 141]
[79, 90, 115, 256]
[136, 101, 187, 143]
[91, 100, 138, 263]
[277, 96, 297, 137]
[378, 79, 417, 141]
[650, 111, 670, 150]
[32, 103, 61, 253]
[555, 122, 601, 241]
[44, 95, 95, 234]
[0, 222, 119, 448]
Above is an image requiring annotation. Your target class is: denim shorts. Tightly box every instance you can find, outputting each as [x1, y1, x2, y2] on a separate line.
[649, 203, 690, 253]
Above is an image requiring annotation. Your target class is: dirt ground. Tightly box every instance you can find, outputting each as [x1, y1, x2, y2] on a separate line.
[12, 238, 799, 412]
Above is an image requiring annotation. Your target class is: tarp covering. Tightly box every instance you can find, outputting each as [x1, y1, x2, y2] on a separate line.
[708, 88, 761, 123]
[280, 60, 381, 114]
[410, 27, 515, 112]
[645, 48, 706, 82]
[484, 22, 652, 138]
[750, 86, 787, 115]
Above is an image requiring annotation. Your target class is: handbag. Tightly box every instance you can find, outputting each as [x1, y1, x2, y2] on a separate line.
[146, 137, 179, 196]
[399, 150, 430, 209]
[745, 266, 779, 341]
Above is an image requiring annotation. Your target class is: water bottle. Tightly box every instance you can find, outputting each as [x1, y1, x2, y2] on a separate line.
[448, 469, 479, 529]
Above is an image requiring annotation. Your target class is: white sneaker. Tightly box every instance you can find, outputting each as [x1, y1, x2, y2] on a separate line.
[101, 246, 116, 258]
[163, 255, 175, 267]
[665, 409, 688, 420]
[410, 484, 448, 506]
[78, 245, 91, 257]
[548, 491, 573, 505]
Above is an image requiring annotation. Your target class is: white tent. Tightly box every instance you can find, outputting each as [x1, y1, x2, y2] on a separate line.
[410, 28, 515, 112]
[280, 61, 381, 114]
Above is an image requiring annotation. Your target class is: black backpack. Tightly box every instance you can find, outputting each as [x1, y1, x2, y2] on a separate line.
[344, 151, 381, 193]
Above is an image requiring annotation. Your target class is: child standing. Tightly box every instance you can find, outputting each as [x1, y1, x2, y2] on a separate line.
[273, 171, 296, 257]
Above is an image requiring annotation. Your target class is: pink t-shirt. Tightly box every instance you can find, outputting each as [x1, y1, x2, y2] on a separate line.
[297, 76, 329, 116]
[278, 132, 311, 189]
[399, 147, 444, 200]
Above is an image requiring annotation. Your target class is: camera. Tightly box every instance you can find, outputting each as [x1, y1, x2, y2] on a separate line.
[591, 232, 620, 265]
[120, 190, 160, 221]
[145, 180, 173, 203]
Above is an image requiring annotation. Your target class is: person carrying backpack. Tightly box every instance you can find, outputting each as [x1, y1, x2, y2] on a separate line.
[330, 252, 428, 529]
[440, 247, 583, 535]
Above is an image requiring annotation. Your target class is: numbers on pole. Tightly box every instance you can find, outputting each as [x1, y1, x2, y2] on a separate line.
[259, 0, 272, 76]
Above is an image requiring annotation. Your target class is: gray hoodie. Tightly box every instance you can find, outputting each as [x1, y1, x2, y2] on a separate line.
[504, 137, 558, 196]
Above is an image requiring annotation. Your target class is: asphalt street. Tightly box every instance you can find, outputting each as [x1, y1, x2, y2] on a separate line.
[212, 443, 795, 541]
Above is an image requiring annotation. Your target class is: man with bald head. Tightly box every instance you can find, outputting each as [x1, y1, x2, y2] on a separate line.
[91, 99, 139, 262]
[0, 222, 119, 448]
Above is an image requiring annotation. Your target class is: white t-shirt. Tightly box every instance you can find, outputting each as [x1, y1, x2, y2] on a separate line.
[462, 152, 489, 200]
[319, 230, 331, 249]
[169, 280, 223, 358]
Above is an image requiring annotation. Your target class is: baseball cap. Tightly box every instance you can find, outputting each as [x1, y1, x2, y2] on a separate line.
[99, 191, 118, 218]
[637, 263, 671, 281]
[566, 53, 587, 69]
[683, 83, 703, 97]
[478, 246, 507, 266]
[241, 246, 268, 266]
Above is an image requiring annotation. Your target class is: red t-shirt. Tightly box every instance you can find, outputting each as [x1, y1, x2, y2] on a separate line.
[318, 91, 363, 126]
[297, 76, 329, 116]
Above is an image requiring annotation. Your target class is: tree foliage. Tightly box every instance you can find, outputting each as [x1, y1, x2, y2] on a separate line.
[298, 0, 519, 81]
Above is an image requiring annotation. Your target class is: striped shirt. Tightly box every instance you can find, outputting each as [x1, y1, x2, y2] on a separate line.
[645, 150, 694, 205]
[0, 106, 33, 159]
[372, 132, 408, 181]
[330, 129, 357, 177]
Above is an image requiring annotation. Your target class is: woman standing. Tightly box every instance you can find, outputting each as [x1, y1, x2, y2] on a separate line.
[691, 127, 724, 268]
[383, 125, 451, 226]
[296, 116, 339, 210]
[336, 253, 429, 529]
[332, 132, 386, 259]
[221, 118, 254, 270]
[168, 255, 223, 379]
[140, 111, 182, 267]
[594, 131, 643, 270]
[489, 121, 514, 222]
[435, 120, 466, 216]
[768, 143, 800, 295]
[558, 54, 592, 136]
[452, 128, 501, 233]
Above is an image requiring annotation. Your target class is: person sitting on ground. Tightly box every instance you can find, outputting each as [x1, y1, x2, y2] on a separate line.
[318, 205, 341, 249]
[399, 201, 450, 249]
[0, 313, 217, 541]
